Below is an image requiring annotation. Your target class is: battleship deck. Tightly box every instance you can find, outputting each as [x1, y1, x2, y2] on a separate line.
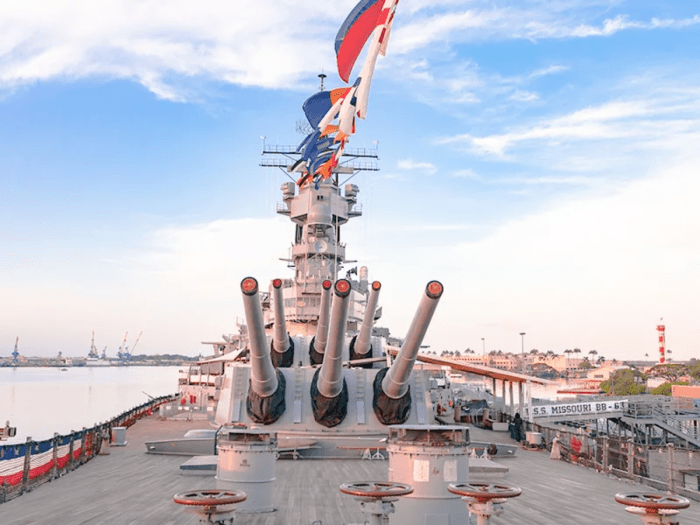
[2, 415, 698, 525]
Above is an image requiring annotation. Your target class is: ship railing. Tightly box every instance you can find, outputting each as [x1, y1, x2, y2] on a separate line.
[261, 145, 378, 158]
[510, 416, 700, 502]
[0, 393, 178, 504]
[261, 158, 379, 172]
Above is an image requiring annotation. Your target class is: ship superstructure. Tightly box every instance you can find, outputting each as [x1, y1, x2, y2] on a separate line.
[268, 178, 367, 333]
[206, 163, 445, 455]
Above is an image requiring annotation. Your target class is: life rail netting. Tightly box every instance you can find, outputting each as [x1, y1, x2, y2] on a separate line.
[0, 393, 177, 503]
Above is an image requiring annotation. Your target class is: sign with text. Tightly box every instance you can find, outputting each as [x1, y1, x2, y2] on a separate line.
[526, 399, 628, 419]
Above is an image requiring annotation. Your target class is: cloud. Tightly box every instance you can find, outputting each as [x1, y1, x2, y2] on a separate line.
[529, 65, 569, 78]
[497, 175, 605, 187]
[391, 4, 700, 53]
[379, 157, 700, 359]
[450, 168, 481, 180]
[0, 0, 341, 99]
[128, 217, 290, 296]
[3, 1, 695, 105]
[438, 95, 700, 158]
[397, 158, 438, 174]
[509, 90, 539, 102]
[1, 216, 292, 356]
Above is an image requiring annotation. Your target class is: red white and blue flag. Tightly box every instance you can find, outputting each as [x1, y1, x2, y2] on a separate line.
[296, 0, 399, 188]
[335, 0, 387, 83]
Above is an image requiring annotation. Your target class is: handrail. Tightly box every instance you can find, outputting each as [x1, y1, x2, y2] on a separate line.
[0, 393, 178, 504]
[623, 400, 700, 443]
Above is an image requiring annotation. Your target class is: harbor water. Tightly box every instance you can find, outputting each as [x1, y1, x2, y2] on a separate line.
[0, 366, 180, 445]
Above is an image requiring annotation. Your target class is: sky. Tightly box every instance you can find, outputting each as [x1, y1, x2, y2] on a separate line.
[1, 0, 699, 362]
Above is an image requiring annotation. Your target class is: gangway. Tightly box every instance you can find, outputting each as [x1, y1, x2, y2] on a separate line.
[619, 397, 700, 449]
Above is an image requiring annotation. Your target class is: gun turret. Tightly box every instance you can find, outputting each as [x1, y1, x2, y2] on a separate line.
[373, 281, 443, 425]
[350, 281, 381, 364]
[271, 278, 294, 367]
[241, 277, 286, 424]
[309, 279, 333, 365]
[310, 279, 351, 427]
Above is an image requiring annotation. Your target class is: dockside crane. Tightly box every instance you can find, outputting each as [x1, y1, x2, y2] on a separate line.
[129, 331, 143, 359]
[117, 332, 128, 362]
[88, 331, 99, 359]
[11, 337, 19, 366]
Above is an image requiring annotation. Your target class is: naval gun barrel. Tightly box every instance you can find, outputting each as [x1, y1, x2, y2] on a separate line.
[351, 281, 381, 359]
[271, 279, 290, 353]
[271, 278, 294, 367]
[310, 279, 351, 427]
[382, 281, 443, 398]
[318, 279, 352, 398]
[309, 279, 333, 365]
[373, 281, 443, 425]
[241, 277, 286, 424]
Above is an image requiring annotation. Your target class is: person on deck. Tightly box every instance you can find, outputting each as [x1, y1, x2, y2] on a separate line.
[511, 413, 524, 442]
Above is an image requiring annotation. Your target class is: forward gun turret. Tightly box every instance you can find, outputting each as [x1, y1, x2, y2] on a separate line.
[241, 277, 286, 424]
[310, 279, 352, 427]
[373, 281, 443, 425]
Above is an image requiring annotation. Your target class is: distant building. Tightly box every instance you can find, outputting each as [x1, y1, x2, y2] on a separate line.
[452, 355, 489, 366]
[672, 385, 700, 403]
[452, 353, 517, 370]
[586, 364, 627, 382]
[489, 354, 518, 371]
[527, 354, 578, 373]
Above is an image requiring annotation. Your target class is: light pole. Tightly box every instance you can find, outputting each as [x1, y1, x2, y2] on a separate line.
[520, 332, 526, 373]
[481, 338, 485, 356]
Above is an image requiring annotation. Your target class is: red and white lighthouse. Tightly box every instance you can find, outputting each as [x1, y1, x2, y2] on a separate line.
[656, 323, 666, 364]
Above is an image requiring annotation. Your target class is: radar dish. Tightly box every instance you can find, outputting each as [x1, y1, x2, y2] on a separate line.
[314, 240, 328, 253]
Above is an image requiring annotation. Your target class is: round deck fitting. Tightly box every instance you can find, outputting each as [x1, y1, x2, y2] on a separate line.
[448, 482, 522, 502]
[339, 481, 414, 499]
[173, 489, 247, 508]
[614, 493, 690, 512]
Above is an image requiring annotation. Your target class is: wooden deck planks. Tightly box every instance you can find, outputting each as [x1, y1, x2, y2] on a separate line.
[1, 416, 698, 525]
